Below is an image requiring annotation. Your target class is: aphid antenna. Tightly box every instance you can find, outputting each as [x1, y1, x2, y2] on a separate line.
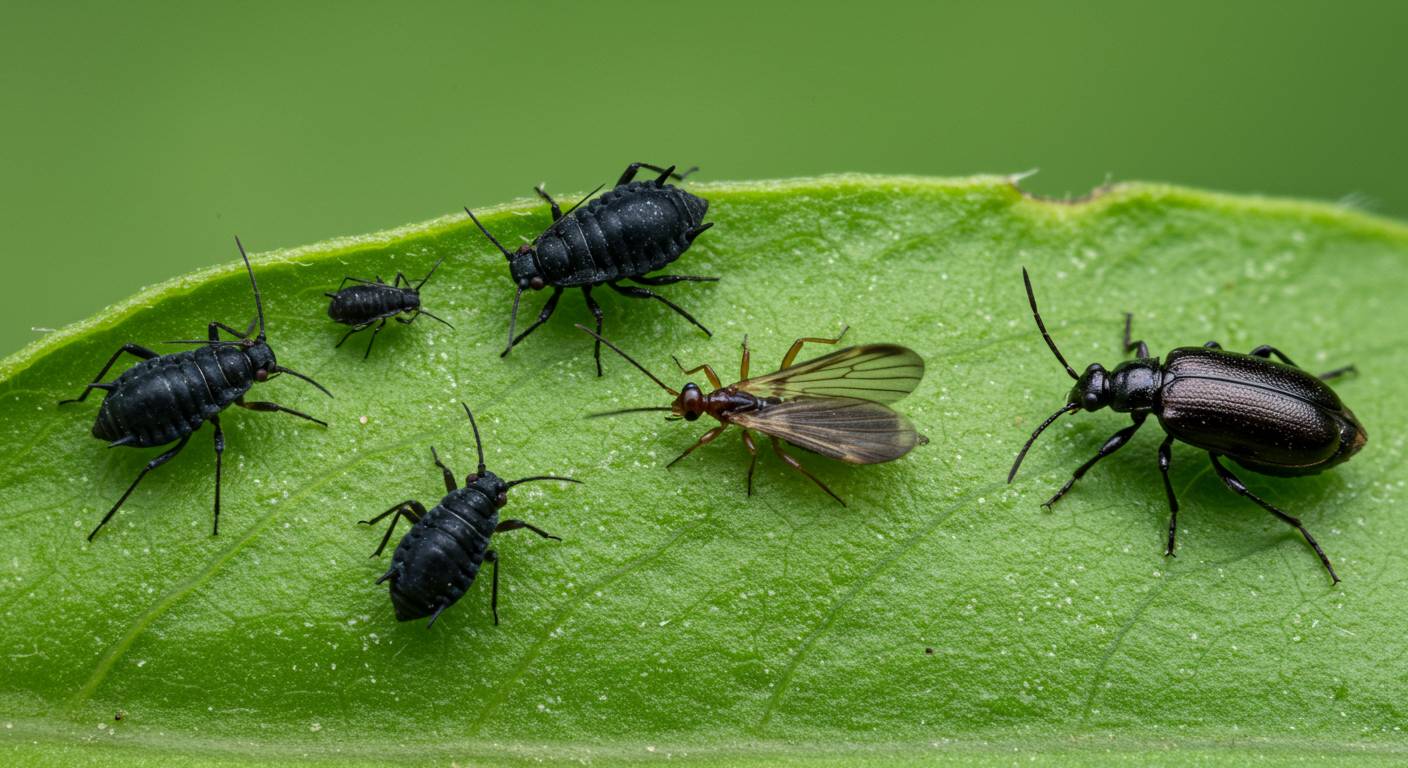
[1006, 401, 1080, 482]
[461, 402, 487, 476]
[564, 183, 605, 216]
[464, 207, 513, 260]
[273, 365, 334, 398]
[572, 324, 680, 396]
[235, 236, 267, 341]
[506, 475, 583, 488]
[415, 255, 447, 291]
[416, 309, 455, 329]
[1022, 267, 1078, 380]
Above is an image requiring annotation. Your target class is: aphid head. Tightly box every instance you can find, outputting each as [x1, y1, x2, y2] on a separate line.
[246, 341, 277, 381]
[1070, 363, 1112, 412]
[464, 207, 543, 290]
[673, 382, 705, 421]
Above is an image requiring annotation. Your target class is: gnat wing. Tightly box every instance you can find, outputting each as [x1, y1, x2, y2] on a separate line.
[729, 397, 927, 464]
[738, 344, 924, 404]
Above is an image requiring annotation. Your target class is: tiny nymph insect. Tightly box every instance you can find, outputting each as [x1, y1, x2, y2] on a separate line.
[60, 238, 333, 540]
[1008, 268, 1366, 583]
[465, 162, 717, 376]
[324, 256, 453, 358]
[577, 324, 927, 505]
[360, 403, 580, 628]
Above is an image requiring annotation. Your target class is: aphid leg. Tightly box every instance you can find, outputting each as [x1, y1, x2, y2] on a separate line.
[1041, 412, 1147, 509]
[430, 446, 457, 492]
[486, 549, 501, 625]
[617, 162, 694, 186]
[359, 500, 427, 557]
[1157, 434, 1178, 556]
[208, 321, 253, 342]
[778, 327, 850, 370]
[502, 286, 563, 357]
[363, 319, 388, 359]
[534, 185, 563, 221]
[629, 272, 719, 285]
[59, 344, 158, 404]
[666, 426, 726, 468]
[1318, 364, 1357, 381]
[88, 434, 192, 541]
[211, 416, 224, 536]
[335, 276, 377, 291]
[770, 436, 845, 507]
[606, 282, 712, 337]
[1249, 345, 1300, 368]
[671, 356, 723, 389]
[1122, 313, 1149, 358]
[236, 397, 330, 427]
[582, 286, 607, 376]
[741, 430, 759, 496]
[495, 519, 561, 540]
[1209, 454, 1340, 584]
[335, 324, 370, 348]
[391, 272, 410, 288]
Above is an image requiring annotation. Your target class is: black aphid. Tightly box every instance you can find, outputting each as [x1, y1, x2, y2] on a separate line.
[1008, 268, 1366, 583]
[465, 162, 717, 376]
[60, 238, 333, 540]
[578, 324, 927, 505]
[324, 256, 453, 358]
[360, 403, 579, 627]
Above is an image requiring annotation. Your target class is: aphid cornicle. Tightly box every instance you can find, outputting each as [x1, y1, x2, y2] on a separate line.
[1008, 268, 1366, 583]
[59, 238, 333, 540]
[324, 256, 453, 358]
[465, 162, 717, 376]
[578, 324, 927, 505]
[360, 403, 579, 628]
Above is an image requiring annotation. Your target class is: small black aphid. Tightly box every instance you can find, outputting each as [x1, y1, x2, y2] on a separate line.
[578, 324, 926, 505]
[324, 256, 453, 358]
[1008, 269, 1366, 583]
[360, 402, 579, 628]
[465, 162, 717, 376]
[60, 238, 333, 540]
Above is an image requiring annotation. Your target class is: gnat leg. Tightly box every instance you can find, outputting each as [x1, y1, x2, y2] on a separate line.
[1209, 454, 1339, 584]
[770, 436, 845, 506]
[666, 426, 726, 468]
[741, 429, 759, 496]
[778, 327, 850, 369]
[89, 434, 192, 541]
[672, 356, 723, 389]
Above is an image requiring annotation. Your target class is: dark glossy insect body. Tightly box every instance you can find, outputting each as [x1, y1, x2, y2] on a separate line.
[466, 162, 717, 376]
[579, 325, 927, 506]
[60, 239, 332, 541]
[324, 257, 452, 358]
[361, 403, 578, 627]
[1008, 268, 1366, 583]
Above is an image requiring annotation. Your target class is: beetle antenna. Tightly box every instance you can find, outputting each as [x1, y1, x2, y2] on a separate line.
[1022, 267, 1077, 380]
[586, 406, 675, 418]
[572, 324, 680, 396]
[1007, 402, 1080, 482]
[235, 236, 266, 341]
[464, 207, 512, 260]
[272, 365, 334, 398]
[462, 402, 486, 475]
[505, 475, 583, 488]
[415, 256, 446, 291]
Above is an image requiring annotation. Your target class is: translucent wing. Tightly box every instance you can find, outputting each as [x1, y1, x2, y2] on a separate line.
[729, 397, 927, 464]
[738, 344, 924, 404]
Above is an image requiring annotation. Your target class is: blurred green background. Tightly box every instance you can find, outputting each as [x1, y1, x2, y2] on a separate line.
[2, 1, 1404, 359]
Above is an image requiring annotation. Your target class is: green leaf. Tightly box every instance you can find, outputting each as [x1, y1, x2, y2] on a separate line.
[2, 176, 1406, 767]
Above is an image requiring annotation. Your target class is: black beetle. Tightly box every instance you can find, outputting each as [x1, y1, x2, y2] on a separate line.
[1008, 269, 1366, 583]
[464, 162, 716, 376]
[360, 402, 579, 627]
[324, 256, 453, 358]
[60, 238, 333, 540]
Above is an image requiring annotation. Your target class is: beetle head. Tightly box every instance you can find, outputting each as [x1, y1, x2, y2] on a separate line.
[673, 382, 706, 421]
[1069, 363, 1112, 412]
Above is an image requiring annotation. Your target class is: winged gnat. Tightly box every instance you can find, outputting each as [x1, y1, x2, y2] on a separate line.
[576, 324, 927, 505]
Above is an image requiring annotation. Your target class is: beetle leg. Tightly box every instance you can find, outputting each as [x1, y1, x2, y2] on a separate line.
[582, 286, 607, 376]
[534, 184, 563, 221]
[629, 273, 720, 286]
[1157, 434, 1178, 556]
[211, 416, 224, 536]
[1208, 454, 1340, 584]
[741, 429, 759, 496]
[666, 426, 726, 468]
[429, 446, 457, 492]
[334, 323, 370, 348]
[236, 398, 329, 427]
[359, 500, 427, 558]
[778, 327, 850, 369]
[1249, 345, 1300, 367]
[503, 286, 563, 357]
[607, 282, 712, 338]
[770, 436, 845, 506]
[1041, 413, 1147, 509]
[59, 343, 159, 404]
[495, 519, 561, 540]
[88, 434, 192, 541]
[1317, 364, 1357, 381]
[1122, 313, 1149, 358]
[486, 549, 501, 625]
